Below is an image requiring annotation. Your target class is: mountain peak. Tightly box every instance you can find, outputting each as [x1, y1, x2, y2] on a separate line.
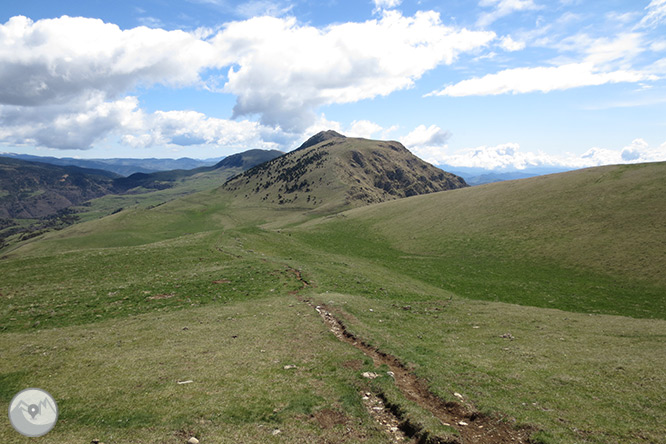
[296, 130, 346, 151]
[222, 135, 467, 213]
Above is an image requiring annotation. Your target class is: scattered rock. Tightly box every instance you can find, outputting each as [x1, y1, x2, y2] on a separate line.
[182, 327, 189, 331]
[454, 392, 464, 400]
[458, 421, 468, 426]
[187, 437, 199, 444]
[177, 380, 194, 385]
[386, 371, 395, 378]
[283, 364, 297, 370]
[272, 429, 281, 435]
[500, 332, 515, 340]
[402, 305, 411, 310]
[362, 372, 379, 379]
[148, 293, 175, 300]
[369, 309, 374, 312]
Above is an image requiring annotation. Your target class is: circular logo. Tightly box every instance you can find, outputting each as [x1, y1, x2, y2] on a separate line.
[8, 388, 58, 437]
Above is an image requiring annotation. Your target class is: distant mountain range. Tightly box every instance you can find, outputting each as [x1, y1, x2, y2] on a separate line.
[439, 165, 576, 186]
[0, 153, 225, 176]
[0, 149, 283, 220]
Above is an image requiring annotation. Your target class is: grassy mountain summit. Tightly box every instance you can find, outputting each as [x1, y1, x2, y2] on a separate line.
[222, 131, 467, 213]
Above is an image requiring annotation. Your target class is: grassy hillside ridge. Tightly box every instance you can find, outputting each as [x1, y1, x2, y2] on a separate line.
[222, 131, 467, 213]
[305, 161, 666, 286]
[288, 162, 666, 319]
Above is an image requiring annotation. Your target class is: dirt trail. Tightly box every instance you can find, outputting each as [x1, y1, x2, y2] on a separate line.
[286, 266, 533, 444]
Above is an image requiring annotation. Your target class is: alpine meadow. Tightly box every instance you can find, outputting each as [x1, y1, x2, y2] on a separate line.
[2, 1, 666, 443]
[1, 132, 665, 444]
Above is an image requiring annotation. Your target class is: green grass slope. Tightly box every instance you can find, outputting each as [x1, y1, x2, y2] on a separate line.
[1, 161, 665, 444]
[291, 161, 666, 319]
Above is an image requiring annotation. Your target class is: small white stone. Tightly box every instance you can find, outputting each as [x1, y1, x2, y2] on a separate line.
[362, 372, 379, 379]
[187, 437, 200, 444]
[272, 429, 281, 435]
[454, 392, 464, 400]
[283, 364, 297, 370]
[458, 421, 468, 426]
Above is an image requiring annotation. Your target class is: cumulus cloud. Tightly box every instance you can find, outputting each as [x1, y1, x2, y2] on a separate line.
[0, 95, 142, 150]
[0, 16, 218, 107]
[577, 139, 666, 166]
[428, 62, 656, 97]
[0, 89, 289, 151]
[400, 138, 666, 170]
[437, 143, 561, 169]
[498, 35, 526, 52]
[348, 120, 384, 139]
[477, 0, 541, 27]
[0, 13, 495, 149]
[215, 11, 495, 131]
[400, 125, 453, 164]
[121, 109, 285, 150]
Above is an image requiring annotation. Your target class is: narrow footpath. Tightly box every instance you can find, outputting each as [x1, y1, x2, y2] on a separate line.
[287, 266, 534, 444]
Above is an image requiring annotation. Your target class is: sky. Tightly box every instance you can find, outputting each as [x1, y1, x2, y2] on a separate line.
[0, 0, 665, 170]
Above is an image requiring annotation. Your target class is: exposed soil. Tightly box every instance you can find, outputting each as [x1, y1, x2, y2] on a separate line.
[313, 408, 349, 430]
[314, 305, 534, 444]
[361, 390, 411, 443]
[285, 266, 534, 443]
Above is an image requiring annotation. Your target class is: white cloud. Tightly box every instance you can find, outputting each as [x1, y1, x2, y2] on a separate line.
[578, 139, 666, 166]
[400, 124, 453, 164]
[0, 95, 142, 150]
[477, 0, 541, 27]
[406, 139, 666, 170]
[439, 143, 561, 169]
[121, 109, 285, 150]
[0, 13, 495, 149]
[0, 90, 289, 151]
[428, 62, 656, 97]
[498, 35, 525, 52]
[638, 0, 666, 28]
[348, 120, 384, 139]
[403, 124, 451, 147]
[215, 11, 495, 131]
[0, 16, 218, 107]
